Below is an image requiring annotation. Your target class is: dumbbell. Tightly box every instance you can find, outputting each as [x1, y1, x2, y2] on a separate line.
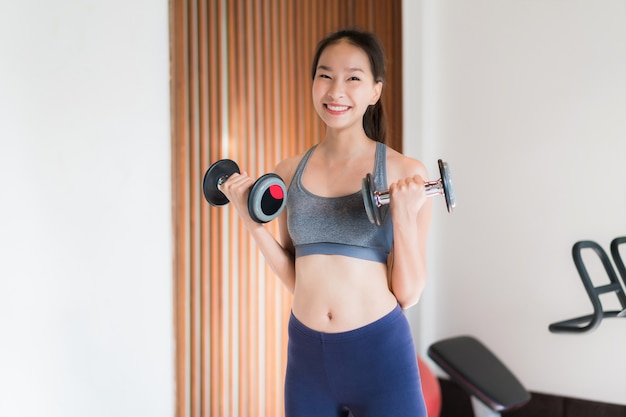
[202, 159, 287, 223]
[361, 159, 456, 226]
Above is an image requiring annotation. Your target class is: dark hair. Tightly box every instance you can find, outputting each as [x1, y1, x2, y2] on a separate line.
[311, 29, 388, 143]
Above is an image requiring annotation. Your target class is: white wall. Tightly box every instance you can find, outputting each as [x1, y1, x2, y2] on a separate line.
[404, 0, 626, 406]
[0, 2, 174, 417]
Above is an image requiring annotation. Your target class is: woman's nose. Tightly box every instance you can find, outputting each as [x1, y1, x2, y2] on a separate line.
[326, 81, 345, 100]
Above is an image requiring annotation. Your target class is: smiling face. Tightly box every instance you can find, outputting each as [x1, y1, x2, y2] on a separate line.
[311, 40, 382, 136]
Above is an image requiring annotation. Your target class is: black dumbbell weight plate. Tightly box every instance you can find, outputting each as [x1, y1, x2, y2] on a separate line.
[438, 159, 456, 213]
[202, 159, 240, 206]
[361, 173, 383, 226]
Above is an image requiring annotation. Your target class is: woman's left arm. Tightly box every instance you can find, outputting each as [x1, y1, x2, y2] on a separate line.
[388, 160, 433, 309]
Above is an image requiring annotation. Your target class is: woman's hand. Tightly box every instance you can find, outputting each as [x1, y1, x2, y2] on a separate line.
[388, 175, 428, 226]
[219, 172, 256, 225]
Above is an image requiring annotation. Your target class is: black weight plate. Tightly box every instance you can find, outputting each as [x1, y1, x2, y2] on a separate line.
[438, 159, 456, 213]
[361, 173, 382, 226]
[202, 159, 240, 206]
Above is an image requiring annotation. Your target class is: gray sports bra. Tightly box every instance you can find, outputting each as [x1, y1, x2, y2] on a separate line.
[286, 142, 393, 264]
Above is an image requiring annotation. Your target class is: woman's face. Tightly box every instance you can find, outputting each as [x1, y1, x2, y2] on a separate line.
[312, 40, 382, 134]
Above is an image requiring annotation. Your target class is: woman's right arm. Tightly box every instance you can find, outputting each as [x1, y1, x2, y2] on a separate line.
[218, 159, 298, 293]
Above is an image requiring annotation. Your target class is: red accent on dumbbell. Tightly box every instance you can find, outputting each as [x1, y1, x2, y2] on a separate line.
[269, 184, 284, 200]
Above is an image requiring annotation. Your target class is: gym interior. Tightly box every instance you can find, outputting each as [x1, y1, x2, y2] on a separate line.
[1, 1, 624, 416]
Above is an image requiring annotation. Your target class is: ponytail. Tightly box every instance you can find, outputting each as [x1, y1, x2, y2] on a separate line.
[364, 99, 387, 144]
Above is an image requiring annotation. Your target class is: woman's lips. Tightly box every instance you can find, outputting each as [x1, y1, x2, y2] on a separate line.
[324, 103, 350, 114]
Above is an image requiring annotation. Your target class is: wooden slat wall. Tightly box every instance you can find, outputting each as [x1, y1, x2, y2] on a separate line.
[170, 1, 402, 416]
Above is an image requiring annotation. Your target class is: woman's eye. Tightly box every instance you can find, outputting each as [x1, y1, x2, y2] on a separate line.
[319, 74, 331, 79]
[348, 76, 361, 81]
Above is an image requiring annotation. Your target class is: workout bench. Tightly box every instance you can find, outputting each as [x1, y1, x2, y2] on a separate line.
[428, 335, 531, 417]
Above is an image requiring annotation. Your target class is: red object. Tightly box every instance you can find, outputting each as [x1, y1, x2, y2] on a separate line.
[269, 184, 284, 199]
[418, 355, 442, 417]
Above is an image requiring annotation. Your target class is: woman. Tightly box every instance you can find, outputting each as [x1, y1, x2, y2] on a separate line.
[221, 29, 431, 417]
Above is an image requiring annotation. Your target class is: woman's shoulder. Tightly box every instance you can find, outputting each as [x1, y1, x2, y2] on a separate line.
[384, 145, 429, 182]
[274, 149, 311, 188]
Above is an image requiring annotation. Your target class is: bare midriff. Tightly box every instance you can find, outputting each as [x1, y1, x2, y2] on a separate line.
[291, 254, 398, 333]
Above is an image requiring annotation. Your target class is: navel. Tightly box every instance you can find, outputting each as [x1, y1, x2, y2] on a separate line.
[327, 311, 333, 321]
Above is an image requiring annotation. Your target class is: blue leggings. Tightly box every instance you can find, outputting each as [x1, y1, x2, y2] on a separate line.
[285, 305, 427, 417]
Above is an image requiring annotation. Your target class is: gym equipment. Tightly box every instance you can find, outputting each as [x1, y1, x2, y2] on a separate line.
[610, 236, 626, 288]
[202, 159, 287, 223]
[428, 336, 530, 417]
[417, 355, 442, 417]
[361, 159, 456, 226]
[549, 238, 626, 333]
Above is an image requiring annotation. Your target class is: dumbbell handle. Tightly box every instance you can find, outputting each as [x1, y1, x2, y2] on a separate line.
[216, 175, 230, 190]
[371, 179, 446, 207]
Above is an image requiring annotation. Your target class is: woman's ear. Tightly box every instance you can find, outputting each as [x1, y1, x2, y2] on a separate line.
[370, 81, 383, 105]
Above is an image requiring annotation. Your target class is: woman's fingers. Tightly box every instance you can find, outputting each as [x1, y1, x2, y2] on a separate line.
[220, 173, 255, 218]
[389, 175, 428, 221]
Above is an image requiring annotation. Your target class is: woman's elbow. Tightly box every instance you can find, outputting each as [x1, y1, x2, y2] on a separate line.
[395, 287, 423, 310]
[397, 293, 420, 310]
[394, 278, 427, 309]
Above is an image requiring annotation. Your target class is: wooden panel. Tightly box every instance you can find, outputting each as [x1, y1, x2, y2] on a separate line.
[170, 1, 402, 416]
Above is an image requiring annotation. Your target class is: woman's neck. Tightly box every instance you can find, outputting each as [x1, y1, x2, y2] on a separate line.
[320, 128, 374, 159]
